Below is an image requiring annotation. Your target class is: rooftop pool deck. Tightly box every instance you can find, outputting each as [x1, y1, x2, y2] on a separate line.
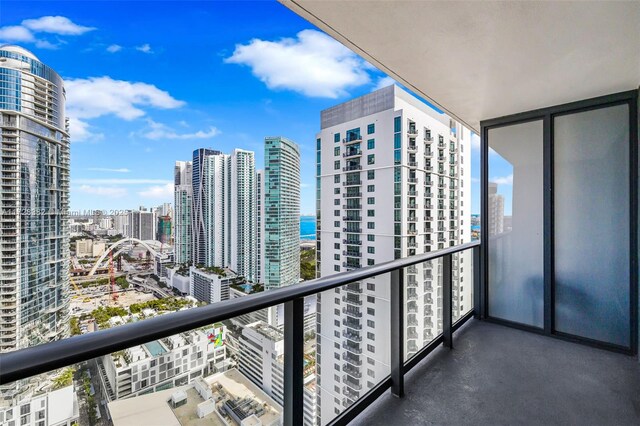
[145, 340, 167, 357]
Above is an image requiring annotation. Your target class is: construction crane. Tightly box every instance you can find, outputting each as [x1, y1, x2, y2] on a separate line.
[69, 274, 81, 299]
[109, 250, 118, 302]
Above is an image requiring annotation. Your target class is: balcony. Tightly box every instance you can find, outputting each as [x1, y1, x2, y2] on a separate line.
[343, 149, 362, 158]
[344, 135, 363, 144]
[343, 191, 362, 198]
[350, 320, 640, 426]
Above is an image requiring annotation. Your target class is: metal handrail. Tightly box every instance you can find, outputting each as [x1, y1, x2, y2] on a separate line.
[0, 240, 479, 389]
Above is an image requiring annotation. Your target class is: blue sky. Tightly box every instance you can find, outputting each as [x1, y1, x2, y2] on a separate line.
[1, 1, 495, 215]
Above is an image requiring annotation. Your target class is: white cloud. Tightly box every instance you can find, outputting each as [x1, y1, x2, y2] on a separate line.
[34, 39, 60, 49]
[0, 16, 93, 47]
[138, 183, 173, 199]
[225, 29, 370, 98]
[490, 174, 513, 185]
[77, 185, 127, 198]
[68, 117, 104, 143]
[300, 183, 311, 188]
[65, 76, 184, 121]
[106, 44, 122, 53]
[75, 178, 171, 185]
[0, 25, 35, 42]
[140, 120, 220, 140]
[471, 177, 480, 183]
[471, 133, 480, 151]
[374, 76, 396, 91]
[87, 167, 130, 173]
[22, 16, 95, 35]
[136, 43, 152, 53]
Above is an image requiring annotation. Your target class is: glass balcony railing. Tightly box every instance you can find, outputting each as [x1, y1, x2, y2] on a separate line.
[0, 242, 479, 426]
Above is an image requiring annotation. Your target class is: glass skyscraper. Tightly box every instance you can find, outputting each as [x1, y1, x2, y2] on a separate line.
[262, 137, 301, 290]
[0, 45, 70, 403]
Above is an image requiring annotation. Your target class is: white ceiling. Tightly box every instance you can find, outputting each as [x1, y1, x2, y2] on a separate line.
[281, 0, 640, 132]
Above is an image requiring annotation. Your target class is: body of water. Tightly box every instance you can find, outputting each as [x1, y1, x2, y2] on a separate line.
[300, 216, 316, 240]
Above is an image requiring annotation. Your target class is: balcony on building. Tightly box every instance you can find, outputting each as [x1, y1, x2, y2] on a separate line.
[279, 1, 640, 426]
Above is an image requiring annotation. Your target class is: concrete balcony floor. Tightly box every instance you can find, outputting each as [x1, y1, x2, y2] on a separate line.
[352, 320, 640, 425]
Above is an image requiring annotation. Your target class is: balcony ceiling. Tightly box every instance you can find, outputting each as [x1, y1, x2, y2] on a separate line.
[281, 0, 640, 132]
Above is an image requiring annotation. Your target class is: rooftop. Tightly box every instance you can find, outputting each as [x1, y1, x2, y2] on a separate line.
[109, 369, 282, 426]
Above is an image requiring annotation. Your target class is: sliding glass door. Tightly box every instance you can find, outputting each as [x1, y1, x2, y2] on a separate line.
[553, 104, 631, 348]
[481, 91, 637, 353]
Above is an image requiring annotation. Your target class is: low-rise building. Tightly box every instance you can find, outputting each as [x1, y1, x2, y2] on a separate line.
[189, 266, 238, 305]
[74, 239, 106, 258]
[237, 321, 317, 426]
[108, 368, 282, 426]
[100, 327, 228, 402]
[0, 385, 79, 426]
[164, 265, 190, 295]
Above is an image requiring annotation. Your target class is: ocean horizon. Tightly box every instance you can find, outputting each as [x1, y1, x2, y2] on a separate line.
[300, 215, 316, 241]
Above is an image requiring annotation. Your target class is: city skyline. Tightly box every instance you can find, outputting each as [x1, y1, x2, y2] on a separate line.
[0, 1, 497, 216]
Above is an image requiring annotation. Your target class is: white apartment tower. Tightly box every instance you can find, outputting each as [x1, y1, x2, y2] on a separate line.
[230, 149, 257, 282]
[256, 169, 265, 284]
[192, 149, 230, 267]
[190, 148, 257, 280]
[488, 182, 505, 236]
[315, 85, 472, 424]
[174, 160, 193, 264]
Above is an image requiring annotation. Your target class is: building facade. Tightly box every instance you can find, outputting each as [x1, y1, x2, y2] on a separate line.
[0, 45, 71, 405]
[100, 328, 227, 401]
[230, 149, 256, 282]
[315, 85, 472, 424]
[256, 169, 265, 284]
[262, 137, 301, 290]
[174, 160, 192, 264]
[156, 215, 172, 244]
[191, 149, 228, 267]
[129, 209, 156, 241]
[189, 266, 235, 305]
[488, 182, 505, 236]
[238, 321, 316, 426]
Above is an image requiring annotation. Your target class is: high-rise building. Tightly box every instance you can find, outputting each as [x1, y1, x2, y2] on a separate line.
[488, 182, 505, 236]
[189, 148, 257, 280]
[230, 149, 256, 282]
[113, 212, 130, 237]
[174, 161, 192, 264]
[256, 170, 265, 284]
[0, 45, 71, 404]
[315, 85, 472, 424]
[192, 148, 219, 265]
[129, 209, 156, 241]
[191, 149, 230, 267]
[262, 137, 301, 290]
[156, 215, 172, 244]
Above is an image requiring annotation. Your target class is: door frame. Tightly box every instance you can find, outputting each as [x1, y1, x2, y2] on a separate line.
[478, 90, 638, 355]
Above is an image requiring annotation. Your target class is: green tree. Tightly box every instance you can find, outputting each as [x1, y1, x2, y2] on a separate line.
[52, 368, 74, 389]
[70, 317, 81, 336]
[116, 276, 129, 289]
[300, 248, 316, 281]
